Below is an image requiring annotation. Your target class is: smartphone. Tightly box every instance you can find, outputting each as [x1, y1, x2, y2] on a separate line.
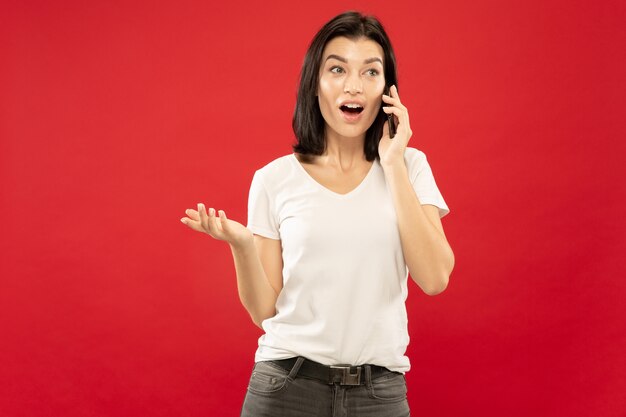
[383, 85, 396, 138]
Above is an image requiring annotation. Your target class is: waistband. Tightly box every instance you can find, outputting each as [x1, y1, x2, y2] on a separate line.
[268, 356, 399, 386]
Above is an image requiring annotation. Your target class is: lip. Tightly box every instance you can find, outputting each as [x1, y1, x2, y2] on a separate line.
[338, 99, 366, 108]
[338, 106, 364, 123]
[337, 99, 365, 123]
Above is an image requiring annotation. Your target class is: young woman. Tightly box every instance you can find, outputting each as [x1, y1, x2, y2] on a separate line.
[181, 10, 453, 417]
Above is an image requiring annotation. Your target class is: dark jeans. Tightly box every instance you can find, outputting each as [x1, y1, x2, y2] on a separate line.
[240, 357, 410, 417]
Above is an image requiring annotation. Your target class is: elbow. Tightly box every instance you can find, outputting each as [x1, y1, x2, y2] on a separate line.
[428, 250, 454, 296]
[410, 269, 450, 296]
[415, 246, 454, 296]
[424, 280, 448, 296]
[422, 260, 454, 296]
[425, 274, 450, 296]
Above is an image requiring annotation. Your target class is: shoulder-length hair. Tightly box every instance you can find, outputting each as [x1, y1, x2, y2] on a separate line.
[291, 11, 399, 162]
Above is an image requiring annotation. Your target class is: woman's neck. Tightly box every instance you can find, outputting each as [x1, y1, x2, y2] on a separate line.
[316, 131, 367, 171]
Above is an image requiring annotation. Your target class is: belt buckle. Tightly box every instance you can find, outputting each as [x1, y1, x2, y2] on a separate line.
[329, 365, 362, 385]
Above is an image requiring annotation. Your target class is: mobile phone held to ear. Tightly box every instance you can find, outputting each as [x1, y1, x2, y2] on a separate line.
[383, 85, 396, 138]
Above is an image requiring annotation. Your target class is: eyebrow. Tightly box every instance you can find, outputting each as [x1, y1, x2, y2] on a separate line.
[324, 54, 383, 65]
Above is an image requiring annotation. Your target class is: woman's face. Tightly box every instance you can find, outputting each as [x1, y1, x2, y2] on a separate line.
[317, 36, 386, 141]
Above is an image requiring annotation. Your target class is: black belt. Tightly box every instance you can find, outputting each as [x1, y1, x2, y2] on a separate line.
[270, 356, 398, 386]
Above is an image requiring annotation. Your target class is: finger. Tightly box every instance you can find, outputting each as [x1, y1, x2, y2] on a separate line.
[180, 216, 202, 232]
[382, 106, 399, 116]
[207, 207, 220, 235]
[382, 96, 402, 111]
[218, 210, 229, 232]
[198, 203, 209, 233]
[382, 106, 409, 131]
[382, 93, 400, 105]
[393, 89, 405, 114]
[383, 107, 409, 122]
[215, 210, 226, 233]
[185, 208, 200, 221]
[392, 84, 400, 99]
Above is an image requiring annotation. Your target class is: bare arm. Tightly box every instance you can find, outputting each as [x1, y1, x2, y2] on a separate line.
[380, 85, 454, 295]
[229, 236, 283, 328]
[383, 163, 454, 295]
[181, 203, 283, 327]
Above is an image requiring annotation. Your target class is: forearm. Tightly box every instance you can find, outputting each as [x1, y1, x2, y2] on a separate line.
[229, 240, 279, 327]
[383, 162, 454, 295]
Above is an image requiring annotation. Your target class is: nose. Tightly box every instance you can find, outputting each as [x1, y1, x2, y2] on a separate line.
[344, 73, 363, 94]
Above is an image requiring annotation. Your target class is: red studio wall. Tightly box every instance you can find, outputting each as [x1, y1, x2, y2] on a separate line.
[1, 1, 625, 416]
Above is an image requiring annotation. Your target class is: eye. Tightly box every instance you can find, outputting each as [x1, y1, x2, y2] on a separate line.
[330, 66, 343, 74]
[367, 69, 380, 76]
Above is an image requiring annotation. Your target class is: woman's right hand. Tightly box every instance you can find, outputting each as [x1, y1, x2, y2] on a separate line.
[180, 203, 252, 248]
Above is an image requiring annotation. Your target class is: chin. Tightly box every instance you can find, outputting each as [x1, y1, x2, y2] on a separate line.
[336, 127, 367, 139]
[337, 121, 375, 137]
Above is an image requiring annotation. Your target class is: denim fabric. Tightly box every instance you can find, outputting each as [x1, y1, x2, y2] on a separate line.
[240, 357, 410, 417]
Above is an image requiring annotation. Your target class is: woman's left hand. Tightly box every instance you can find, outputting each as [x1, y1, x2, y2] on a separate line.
[379, 85, 413, 169]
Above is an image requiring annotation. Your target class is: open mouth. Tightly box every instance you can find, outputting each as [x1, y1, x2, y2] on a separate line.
[340, 105, 364, 115]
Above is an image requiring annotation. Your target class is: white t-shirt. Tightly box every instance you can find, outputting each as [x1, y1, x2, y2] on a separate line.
[246, 146, 450, 373]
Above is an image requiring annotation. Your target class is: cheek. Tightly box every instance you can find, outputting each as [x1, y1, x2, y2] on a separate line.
[318, 77, 336, 95]
[317, 79, 338, 111]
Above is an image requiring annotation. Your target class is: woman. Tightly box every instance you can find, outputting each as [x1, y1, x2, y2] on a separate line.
[180, 10, 454, 417]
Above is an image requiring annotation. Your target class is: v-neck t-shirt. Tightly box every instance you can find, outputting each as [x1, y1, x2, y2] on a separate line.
[246, 146, 450, 373]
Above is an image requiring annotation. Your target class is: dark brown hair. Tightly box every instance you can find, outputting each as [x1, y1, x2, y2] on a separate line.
[291, 10, 399, 162]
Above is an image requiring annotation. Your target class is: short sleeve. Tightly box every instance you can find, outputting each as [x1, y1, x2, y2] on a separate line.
[246, 170, 280, 239]
[409, 151, 451, 218]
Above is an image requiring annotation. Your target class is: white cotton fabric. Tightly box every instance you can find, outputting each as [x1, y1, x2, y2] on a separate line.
[246, 147, 450, 373]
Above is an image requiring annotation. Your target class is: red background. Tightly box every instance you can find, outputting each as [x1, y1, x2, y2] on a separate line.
[1, 1, 625, 416]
